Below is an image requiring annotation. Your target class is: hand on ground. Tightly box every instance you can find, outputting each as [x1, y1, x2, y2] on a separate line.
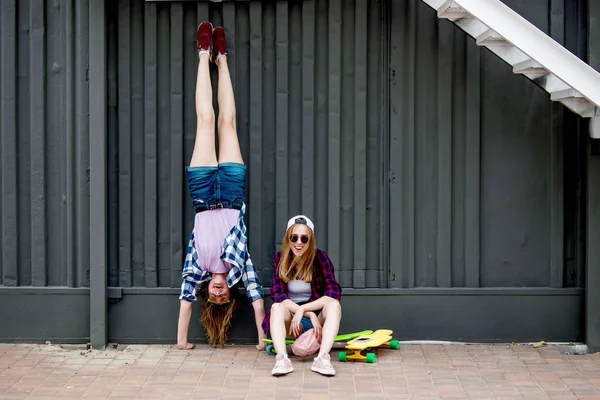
[176, 343, 196, 350]
[255, 341, 267, 351]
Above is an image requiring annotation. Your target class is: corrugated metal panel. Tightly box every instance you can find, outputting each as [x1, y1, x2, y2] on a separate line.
[107, 0, 386, 288]
[0, 0, 90, 288]
[388, 0, 586, 288]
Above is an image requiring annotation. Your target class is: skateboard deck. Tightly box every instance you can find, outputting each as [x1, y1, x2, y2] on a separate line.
[263, 330, 374, 355]
[339, 329, 399, 363]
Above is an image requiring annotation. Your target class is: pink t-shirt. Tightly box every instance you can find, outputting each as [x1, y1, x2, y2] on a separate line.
[193, 208, 239, 273]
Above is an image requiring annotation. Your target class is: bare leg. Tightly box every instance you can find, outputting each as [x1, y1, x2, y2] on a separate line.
[270, 303, 293, 356]
[317, 301, 342, 356]
[216, 57, 243, 164]
[177, 53, 215, 349]
[189, 54, 217, 167]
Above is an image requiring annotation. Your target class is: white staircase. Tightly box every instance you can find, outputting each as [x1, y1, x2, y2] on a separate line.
[421, 0, 600, 138]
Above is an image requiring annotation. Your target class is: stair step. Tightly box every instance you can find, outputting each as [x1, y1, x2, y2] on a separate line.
[513, 59, 549, 79]
[476, 29, 507, 46]
[551, 89, 597, 117]
[551, 88, 582, 101]
[591, 116, 600, 139]
[438, 1, 470, 21]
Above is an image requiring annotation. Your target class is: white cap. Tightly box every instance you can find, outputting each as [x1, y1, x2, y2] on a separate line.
[286, 215, 315, 232]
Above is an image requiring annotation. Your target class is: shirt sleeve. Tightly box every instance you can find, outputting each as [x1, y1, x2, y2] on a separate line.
[270, 253, 289, 303]
[179, 231, 202, 302]
[317, 250, 342, 300]
[241, 253, 264, 303]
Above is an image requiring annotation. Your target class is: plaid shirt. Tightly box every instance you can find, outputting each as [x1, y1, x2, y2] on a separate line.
[179, 204, 264, 303]
[261, 249, 342, 334]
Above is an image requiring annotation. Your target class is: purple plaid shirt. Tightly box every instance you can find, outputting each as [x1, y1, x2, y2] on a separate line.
[261, 249, 342, 334]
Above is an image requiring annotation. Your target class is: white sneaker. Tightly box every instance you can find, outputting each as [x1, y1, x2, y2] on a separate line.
[311, 353, 336, 376]
[271, 353, 294, 376]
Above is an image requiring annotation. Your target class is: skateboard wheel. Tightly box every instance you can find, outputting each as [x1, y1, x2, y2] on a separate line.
[266, 344, 277, 356]
[366, 353, 376, 363]
[338, 352, 348, 362]
[390, 340, 400, 349]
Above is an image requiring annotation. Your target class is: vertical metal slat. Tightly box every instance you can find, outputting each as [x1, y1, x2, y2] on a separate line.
[301, 0, 315, 220]
[388, 0, 405, 288]
[89, 0, 107, 349]
[451, 35, 466, 287]
[339, 0, 353, 286]
[275, 2, 289, 246]
[66, 0, 76, 287]
[30, 0, 47, 287]
[406, 0, 417, 288]
[327, 0, 342, 277]
[366, 0, 382, 287]
[170, 3, 184, 288]
[436, 20, 453, 288]
[376, 0, 389, 288]
[353, 0, 367, 288]
[76, 0, 91, 287]
[118, 0, 132, 288]
[314, 0, 329, 251]
[465, 42, 481, 288]
[107, 0, 120, 289]
[144, 3, 158, 288]
[415, 3, 436, 287]
[130, 0, 145, 287]
[248, 2, 263, 272]
[1, 0, 19, 287]
[157, 5, 170, 286]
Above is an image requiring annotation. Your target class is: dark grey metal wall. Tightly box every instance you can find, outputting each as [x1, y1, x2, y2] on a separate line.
[586, 0, 600, 354]
[106, 0, 387, 290]
[388, 0, 588, 289]
[0, 0, 592, 345]
[0, 0, 91, 289]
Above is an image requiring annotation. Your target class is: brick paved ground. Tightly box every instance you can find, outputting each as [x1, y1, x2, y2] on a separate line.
[0, 342, 599, 399]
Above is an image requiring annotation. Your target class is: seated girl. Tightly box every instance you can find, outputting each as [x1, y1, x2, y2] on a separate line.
[262, 216, 342, 376]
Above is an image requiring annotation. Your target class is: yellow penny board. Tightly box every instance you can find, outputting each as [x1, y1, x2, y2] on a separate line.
[339, 329, 399, 363]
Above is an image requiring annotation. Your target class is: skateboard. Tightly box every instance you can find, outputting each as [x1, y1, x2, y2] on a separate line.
[338, 329, 399, 363]
[262, 330, 374, 356]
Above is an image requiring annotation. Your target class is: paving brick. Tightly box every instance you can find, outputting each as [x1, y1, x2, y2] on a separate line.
[3, 343, 600, 399]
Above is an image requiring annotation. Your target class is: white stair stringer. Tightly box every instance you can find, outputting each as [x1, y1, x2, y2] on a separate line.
[421, 0, 600, 138]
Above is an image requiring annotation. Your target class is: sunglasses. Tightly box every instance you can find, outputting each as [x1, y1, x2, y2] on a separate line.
[207, 295, 230, 305]
[290, 234, 309, 244]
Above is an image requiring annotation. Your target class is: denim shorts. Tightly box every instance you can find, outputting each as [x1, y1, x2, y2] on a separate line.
[297, 301, 320, 332]
[300, 317, 314, 332]
[186, 162, 247, 213]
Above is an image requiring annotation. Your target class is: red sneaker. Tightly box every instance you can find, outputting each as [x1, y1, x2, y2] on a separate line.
[197, 21, 213, 54]
[211, 27, 228, 63]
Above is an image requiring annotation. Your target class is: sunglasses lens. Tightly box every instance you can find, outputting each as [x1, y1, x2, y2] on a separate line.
[290, 235, 309, 244]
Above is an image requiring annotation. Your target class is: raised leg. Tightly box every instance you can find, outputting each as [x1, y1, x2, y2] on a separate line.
[190, 23, 217, 168]
[212, 28, 244, 165]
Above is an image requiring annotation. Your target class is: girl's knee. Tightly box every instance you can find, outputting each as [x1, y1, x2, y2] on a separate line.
[270, 302, 286, 316]
[218, 112, 236, 131]
[325, 300, 342, 314]
[197, 108, 215, 127]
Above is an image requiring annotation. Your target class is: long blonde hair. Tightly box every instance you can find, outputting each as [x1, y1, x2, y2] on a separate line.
[198, 282, 239, 347]
[278, 224, 316, 283]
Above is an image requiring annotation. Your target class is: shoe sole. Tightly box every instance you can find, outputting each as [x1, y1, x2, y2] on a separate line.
[311, 366, 336, 376]
[272, 367, 293, 376]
